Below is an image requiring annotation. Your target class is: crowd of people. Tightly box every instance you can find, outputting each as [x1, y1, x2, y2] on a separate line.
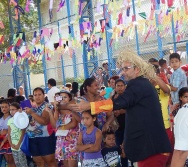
[0, 50, 188, 167]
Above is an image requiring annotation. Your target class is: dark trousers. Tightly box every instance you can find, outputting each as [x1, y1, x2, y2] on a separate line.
[115, 130, 128, 167]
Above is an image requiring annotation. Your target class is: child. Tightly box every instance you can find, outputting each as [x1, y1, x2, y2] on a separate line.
[169, 53, 187, 107]
[102, 130, 125, 167]
[47, 90, 79, 167]
[76, 110, 107, 167]
[0, 101, 15, 167]
[7, 102, 28, 167]
[158, 58, 170, 84]
[171, 87, 188, 167]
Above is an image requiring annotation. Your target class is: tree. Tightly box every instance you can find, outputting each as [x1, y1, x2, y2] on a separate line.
[0, 0, 39, 51]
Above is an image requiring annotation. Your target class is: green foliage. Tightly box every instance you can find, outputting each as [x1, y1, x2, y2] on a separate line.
[0, 0, 38, 51]
[30, 60, 43, 74]
[66, 77, 85, 85]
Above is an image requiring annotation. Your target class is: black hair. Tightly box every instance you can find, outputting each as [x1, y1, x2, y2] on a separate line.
[70, 82, 79, 95]
[80, 84, 85, 96]
[1, 100, 9, 105]
[148, 58, 158, 63]
[159, 58, 167, 67]
[102, 61, 108, 67]
[169, 53, 181, 61]
[15, 96, 25, 104]
[153, 64, 160, 74]
[115, 79, 125, 86]
[65, 83, 72, 88]
[80, 78, 96, 94]
[7, 88, 16, 98]
[10, 102, 21, 109]
[28, 95, 33, 99]
[97, 67, 103, 70]
[33, 87, 45, 95]
[60, 91, 72, 101]
[179, 87, 188, 106]
[101, 86, 105, 90]
[82, 110, 98, 127]
[48, 78, 56, 87]
[103, 130, 115, 139]
[0, 97, 4, 100]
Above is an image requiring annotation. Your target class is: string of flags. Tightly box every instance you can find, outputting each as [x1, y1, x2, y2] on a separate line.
[1, 0, 188, 66]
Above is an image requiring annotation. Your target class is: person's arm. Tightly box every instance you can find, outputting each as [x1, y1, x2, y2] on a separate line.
[169, 85, 178, 92]
[14, 129, 25, 150]
[59, 115, 78, 130]
[85, 129, 102, 152]
[47, 109, 57, 128]
[25, 107, 50, 125]
[70, 111, 81, 123]
[76, 132, 92, 151]
[170, 72, 183, 92]
[114, 109, 126, 117]
[102, 111, 114, 132]
[0, 134, 8, 149]
[7, 126, 13, 148]
[171, 150, 188, 167]
[155, 77, 170, 94]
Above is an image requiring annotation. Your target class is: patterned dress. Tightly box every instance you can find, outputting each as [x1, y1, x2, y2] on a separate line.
[55, 113, 79, 161]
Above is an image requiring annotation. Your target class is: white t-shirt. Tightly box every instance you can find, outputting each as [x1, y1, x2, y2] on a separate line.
[174, 104, 188, 150]
[47, 86, 60, 103]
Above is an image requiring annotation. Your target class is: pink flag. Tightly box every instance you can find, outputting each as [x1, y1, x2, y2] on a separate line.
[25, 0, 30, 12]
[167, 0, 173, 7]
[118, 13, 123, 25]
[0, 21, 5, 29]
[161, 0, 165, 4]
[149, 7, 155, 20]
[41, 28, 49, 38]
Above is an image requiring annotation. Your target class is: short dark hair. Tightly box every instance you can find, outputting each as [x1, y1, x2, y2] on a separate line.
[102, 61, 108, 67]
[103, 130, 115, 139]
[65, 83, 72, 88]
[159, 58, 167, 66]
[108, 75, 119, 83]
[115, 79, 125, 85]
[10, 102, 21, 109]
[7, 88, 16, 98]
[33, 87, 45, 95]
[169, 53, 181, 61]
[148, 58, 158, 63]
[153, 65, 160, 74]
[48, 78, 56, 87]
[1, 100, 9, 105]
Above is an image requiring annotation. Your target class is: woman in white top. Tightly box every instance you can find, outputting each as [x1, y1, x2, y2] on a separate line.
[171, 87, 188, 167]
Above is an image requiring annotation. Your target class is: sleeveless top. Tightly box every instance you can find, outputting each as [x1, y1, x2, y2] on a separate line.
[26, 102, 54, 138]
[0, 115, 11, 130]
[82, 127, 102, 160]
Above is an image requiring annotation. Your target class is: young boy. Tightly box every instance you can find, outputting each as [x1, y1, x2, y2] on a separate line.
[101, 130, 125, 167]
[169, 53, 187, 106]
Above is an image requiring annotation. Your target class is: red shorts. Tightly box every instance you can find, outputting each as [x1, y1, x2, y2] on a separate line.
[138, 154, 169, 167]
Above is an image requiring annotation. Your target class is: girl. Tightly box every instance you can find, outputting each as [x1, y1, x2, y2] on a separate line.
[7, 102, 28, 167]
[47, 90, 79, 167]
[76, 110, 106, 167]
[0, 101, 15, 167]
[171, 87, 188, 167]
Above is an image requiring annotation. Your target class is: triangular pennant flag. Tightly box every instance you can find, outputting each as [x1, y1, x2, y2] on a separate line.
[139, 12, 147, 19]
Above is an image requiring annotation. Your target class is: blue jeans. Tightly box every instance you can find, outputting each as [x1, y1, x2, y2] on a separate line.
[115, 130, 128, 167]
